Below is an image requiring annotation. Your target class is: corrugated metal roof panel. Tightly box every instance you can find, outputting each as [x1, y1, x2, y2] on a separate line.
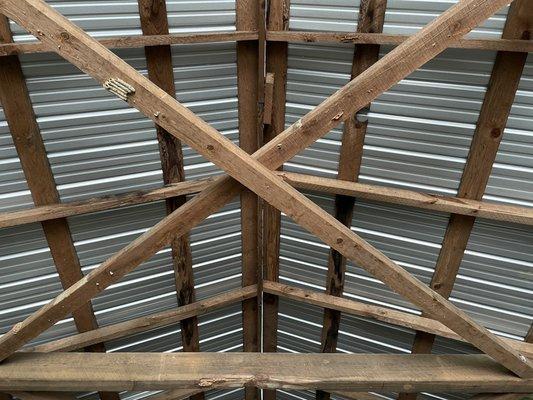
[9, 0, 236, 42]
[290, 0, 509, 39]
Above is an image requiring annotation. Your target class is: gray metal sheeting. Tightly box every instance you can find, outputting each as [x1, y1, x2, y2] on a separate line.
[0, 1, 531, 400]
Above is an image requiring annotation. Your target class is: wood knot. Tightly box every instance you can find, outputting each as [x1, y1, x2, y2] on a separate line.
[490, 127, 502, 138]
[206, 144, 215, 151]
[60, 31, 70, 41]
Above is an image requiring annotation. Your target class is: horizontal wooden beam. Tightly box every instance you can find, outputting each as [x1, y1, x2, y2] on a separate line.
[1, 30, 530, 56]
[25, 285, 257, 353]
[3, 169, 532, 231]
[263, 281, 533, 358]
[0, 31, 258, 56]
[0, 178, 213, 229]
[267, 31, 533, 53]
[278, 172, 533, 225]
[0, 353, 531, 392]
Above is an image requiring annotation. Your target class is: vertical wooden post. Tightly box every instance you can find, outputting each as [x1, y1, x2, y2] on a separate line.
[236, 2, 260, 400]
[262, 2, 291, 400]
[136, 3, 203, 400]
[399, 2, 532, 399]
[317, 2, 387, 400]
[0, 14, 119, 400]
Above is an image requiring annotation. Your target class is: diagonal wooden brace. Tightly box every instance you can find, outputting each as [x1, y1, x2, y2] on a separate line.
[0, 0, 531, 379]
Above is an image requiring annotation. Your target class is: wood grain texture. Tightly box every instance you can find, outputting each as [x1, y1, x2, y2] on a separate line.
[0, 178, 214, 229]
[319, 6, 387, 400]
[27, 286, 257, 353]
[236, 7, 260, 399]
[277, 172, 533, 225]
[1, 0, 530, 379]
[147, 389, 205, 400]
[137, 3, 201, 389]
[399, 3, 533, 399]
[262, 4, 290, 400]
[8, 393, 76, 400]
[0, 31, 258, 56]
[0, 353, 532, 392]
[262, 282, 533, 358]
[267, 31, 533, 53]
[0, 13, 118, 400]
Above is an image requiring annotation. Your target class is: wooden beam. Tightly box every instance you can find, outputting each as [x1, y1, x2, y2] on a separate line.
[0, 178, 213, 229]
[267, 31, 533, 53]
[400, 3, 533, 399]
[236, 6, 260, 400]
[262, 281, 533, 358]
[137, 3, 202, 394]
[262, 3, 290, 400]
[319, 3, 387, 399]
[277, 172, 533, 225]
[1, 0, 530, 379]
[0, 353, 532, 392]
[2, 171, 532, 230]
[26, 286, 257, 353]
[0, 14, 118, 400]
[0, 31, 258, 56]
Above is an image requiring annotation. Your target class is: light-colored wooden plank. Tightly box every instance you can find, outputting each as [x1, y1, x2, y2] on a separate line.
[278, 172, 533, 225]
[26, 286, 256, 353]
[0, 31, 258, 56]
[262, 282, 533, 358]
[319, 5, 387, 400]
[266, 31, 533, 53]
[137, 2, 201, 389]
[1, 0, 530, 379]
[0, 353, 532, 392]
[0, 178, 213, 229]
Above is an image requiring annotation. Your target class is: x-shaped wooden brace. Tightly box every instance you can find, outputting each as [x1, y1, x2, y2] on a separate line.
[0, 0, 531, 380]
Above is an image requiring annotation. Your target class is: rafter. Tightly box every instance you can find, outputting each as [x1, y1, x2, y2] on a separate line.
[0, 0, 530, 380]
[319, 3, 387, 399]
[137, 2, 201, 386]
[0, 353, 531, 393]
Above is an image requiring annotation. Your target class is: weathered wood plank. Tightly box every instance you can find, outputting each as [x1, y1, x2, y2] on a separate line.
[2, 172, 532, 230]
[277, 172, 533, 225]
[0, 31, 258, 56]
[319, 4, 387, 399]
[262, 3, 290, 400]
[137, 2, 201, 391]
[26, 286, 257, 353]
[0, 353, 531, 392]
[236, 7, 260, 400]
[0, 178, 214, 229]
[262, 282, 533, 358]
[0, 14, 118, 400]
[267, 31, 533, 53]
[148, 389, 205, 400]
[1, 0, 530, 379]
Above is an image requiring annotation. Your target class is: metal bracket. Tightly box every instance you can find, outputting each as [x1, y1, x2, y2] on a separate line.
[103, 78, 135, 101]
